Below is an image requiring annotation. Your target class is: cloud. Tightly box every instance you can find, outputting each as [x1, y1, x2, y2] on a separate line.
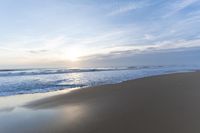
[28, 50, 49, 54]
[144, 34, 156, 40]
[164, 0, 199, 17]
[107, 1, 147, 16]
[82, 39, 200, 61]
[108, 4, 137, 16]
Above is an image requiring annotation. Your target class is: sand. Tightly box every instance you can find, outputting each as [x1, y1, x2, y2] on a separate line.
[1, 72, 200, 133]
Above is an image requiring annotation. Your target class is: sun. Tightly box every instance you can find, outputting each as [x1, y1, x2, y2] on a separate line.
[66, 47, 82, 62]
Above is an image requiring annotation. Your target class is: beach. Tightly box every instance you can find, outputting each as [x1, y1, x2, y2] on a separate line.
[1, 72, 200, 133]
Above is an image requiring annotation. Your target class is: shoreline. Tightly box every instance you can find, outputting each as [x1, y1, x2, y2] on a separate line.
[0, 71, 193, 109]
[25, 71, 200, 109]
[0, 87, 82, 110]
[0, 67, 197, 98]
[1, 71, 200, 133]
[0, 70, 195, 98]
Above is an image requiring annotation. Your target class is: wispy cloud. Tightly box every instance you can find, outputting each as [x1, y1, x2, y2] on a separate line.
[108, 4, 137, 16]
[144, 34, 156, 40]
[164, 0, 199, 17]
[28, 50, 49, 54]
[107, 1, 147, 16]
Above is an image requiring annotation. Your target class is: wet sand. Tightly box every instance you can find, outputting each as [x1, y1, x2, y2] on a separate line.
[1, 72, 200, 133]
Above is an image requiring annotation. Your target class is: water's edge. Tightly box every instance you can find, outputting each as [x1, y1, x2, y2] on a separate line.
[0, 65, 199, 97]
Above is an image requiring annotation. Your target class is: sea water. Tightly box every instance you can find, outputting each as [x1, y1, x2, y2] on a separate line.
[0, 65, 199, 96]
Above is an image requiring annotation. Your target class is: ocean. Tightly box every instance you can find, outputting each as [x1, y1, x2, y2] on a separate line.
[0, 65, 199, 96]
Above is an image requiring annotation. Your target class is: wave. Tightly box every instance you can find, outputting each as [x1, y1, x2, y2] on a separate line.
[0, 68, 117, 77]
[0, 65, 199, 96]
[0, 66, 169, 77]
[0, 78, 86, 96]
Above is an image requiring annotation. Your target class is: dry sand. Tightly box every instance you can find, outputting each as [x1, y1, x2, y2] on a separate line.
[1, 72, 200, 133]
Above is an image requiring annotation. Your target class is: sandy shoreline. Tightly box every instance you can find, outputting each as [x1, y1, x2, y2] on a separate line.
[1, 72, 200, 133]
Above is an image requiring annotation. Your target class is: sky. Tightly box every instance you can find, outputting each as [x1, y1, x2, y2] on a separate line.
[0, 0, 200, 69]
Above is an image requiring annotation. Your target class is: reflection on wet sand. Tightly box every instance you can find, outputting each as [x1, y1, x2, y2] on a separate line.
[0, 104, 88, 133]
[1, 72, 200, 133]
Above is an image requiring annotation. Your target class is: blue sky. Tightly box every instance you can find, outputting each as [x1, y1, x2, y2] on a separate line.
[0, 0, 200, 68]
